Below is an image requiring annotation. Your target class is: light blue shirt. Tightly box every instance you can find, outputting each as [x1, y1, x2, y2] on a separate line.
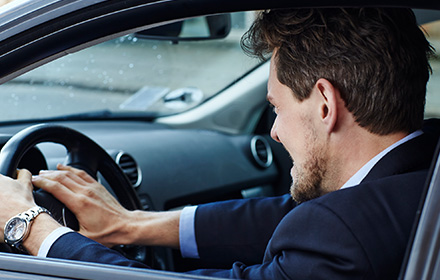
[38, 130, 423, 259]
[340, 130, 423, 189]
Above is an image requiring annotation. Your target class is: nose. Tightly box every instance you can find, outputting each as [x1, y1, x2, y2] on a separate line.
[270, 119, 281, 143]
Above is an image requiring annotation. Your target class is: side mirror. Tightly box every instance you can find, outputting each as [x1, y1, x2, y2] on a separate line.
[135, 14, 232, 42]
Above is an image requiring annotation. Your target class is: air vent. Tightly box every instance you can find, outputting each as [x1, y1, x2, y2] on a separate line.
[115, 152, 142, 188]
[250, 136, 273, 168]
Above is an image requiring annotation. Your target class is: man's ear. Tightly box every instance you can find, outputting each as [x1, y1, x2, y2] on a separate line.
[314, 78, 339, 134]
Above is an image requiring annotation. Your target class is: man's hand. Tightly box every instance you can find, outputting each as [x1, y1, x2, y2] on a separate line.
[32, 164, 181, 248]
[0, 169, 62, 255]
[32, 164, 134, 247]
[0, 169, 37, 237]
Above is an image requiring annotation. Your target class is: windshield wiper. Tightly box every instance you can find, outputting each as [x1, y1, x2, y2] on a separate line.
[0, 110, 158, 126]
[45, 110, 158, 121]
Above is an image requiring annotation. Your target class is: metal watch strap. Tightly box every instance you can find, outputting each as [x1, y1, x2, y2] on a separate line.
[4, 206, 51, 252]
[18, 206, 51, 222]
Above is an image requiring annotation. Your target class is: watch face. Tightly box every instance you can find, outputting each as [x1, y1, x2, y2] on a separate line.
[5, 217, 27, 242]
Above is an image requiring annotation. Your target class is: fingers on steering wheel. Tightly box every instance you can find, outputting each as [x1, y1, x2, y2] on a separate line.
[16, 169, 33, 191]
[31, 175, 77, 209]
[38, 168, 88, 188]
[39, 164, 96, 190]
[34, 165, 101, 204]
[56, 164, 96, 184]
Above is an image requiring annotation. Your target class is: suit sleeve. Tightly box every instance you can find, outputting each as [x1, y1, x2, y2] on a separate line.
[47, 232, 149, 269]
[47, 198, 369, 279]
[188, 201, 371, 279]
[47, 195, 295, 270]
[194, 194, 296, 265]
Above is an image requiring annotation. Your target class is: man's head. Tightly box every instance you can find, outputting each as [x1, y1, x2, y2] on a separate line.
[242, 8, 434, 203]
[243, 8, 433, 135]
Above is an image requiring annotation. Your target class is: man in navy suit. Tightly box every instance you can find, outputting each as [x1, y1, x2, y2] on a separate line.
[0, 7, 436, 279]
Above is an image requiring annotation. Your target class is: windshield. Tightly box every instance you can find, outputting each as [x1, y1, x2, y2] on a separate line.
[0, 12, 261, 122]
[0, 12, 439, 123]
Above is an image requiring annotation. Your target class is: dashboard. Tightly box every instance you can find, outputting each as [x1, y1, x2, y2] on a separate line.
[0, 120, 289, 270]
[0, 120, 286, 212]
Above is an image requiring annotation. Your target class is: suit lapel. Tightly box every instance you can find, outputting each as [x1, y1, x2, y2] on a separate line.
[361, 132, 438, 183]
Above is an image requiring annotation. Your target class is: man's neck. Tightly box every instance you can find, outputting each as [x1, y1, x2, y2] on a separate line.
[340, 130, 423, 190]
[327, 127, 410, 191]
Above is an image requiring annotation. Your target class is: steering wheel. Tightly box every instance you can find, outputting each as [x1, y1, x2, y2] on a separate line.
[0, 124, 145, 258]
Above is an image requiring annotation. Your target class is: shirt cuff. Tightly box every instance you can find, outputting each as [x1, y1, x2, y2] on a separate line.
[37, 227, 74, 257]
[179, 205, 199, 259]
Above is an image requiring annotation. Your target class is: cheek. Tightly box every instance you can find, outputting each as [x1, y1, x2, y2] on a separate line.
[278, 122, 301, 155]
[284, 133, 312, 173]
[275, 112, 309, 161]
[274, 116, 290, 141]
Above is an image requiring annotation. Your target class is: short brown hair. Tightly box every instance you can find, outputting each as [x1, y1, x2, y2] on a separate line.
[241, 8, 434, 135]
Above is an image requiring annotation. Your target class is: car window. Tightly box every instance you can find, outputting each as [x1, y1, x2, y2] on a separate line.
[424, 20, 440, 118]
[0, 12, 261, 122]
[0, 12, 439, 124]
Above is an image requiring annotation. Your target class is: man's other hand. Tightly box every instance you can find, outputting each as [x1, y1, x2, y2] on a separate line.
[32, 164, 136, 247]
[33, 164, 181, 248]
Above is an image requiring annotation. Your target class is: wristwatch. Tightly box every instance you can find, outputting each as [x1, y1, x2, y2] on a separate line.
[4, 206, 51, 252]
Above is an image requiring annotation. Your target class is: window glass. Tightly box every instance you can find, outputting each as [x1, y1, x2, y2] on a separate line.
[0, 12, 261, 122]
[424, 20, 440, 118]
[1, 12, 439, 123]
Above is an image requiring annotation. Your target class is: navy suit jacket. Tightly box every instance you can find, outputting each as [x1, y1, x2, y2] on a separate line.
[47, 128, 439, 279]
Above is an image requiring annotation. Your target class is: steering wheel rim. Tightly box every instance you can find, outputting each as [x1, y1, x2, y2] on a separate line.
[0, 123, 142, 210]
[0, 123, 145, 243]
[0, 124, 152, 263]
